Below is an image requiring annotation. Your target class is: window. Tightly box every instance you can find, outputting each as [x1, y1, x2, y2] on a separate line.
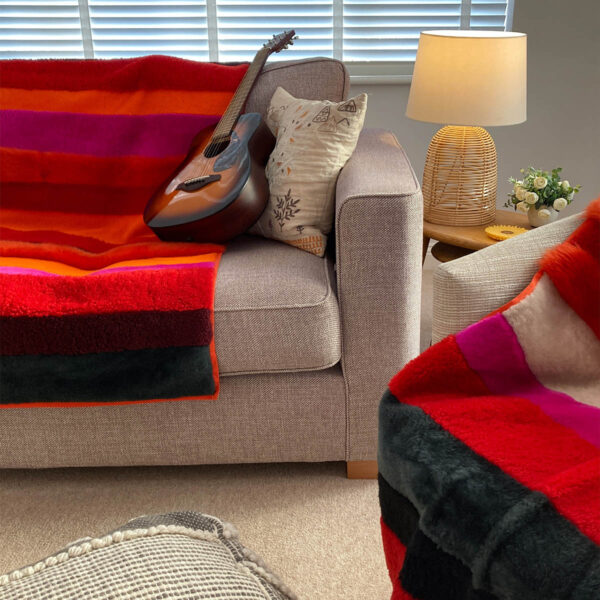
[0, 0, 514, 81]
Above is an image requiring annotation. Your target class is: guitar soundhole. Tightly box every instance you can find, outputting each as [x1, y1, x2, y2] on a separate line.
[204, 137, 231, 159]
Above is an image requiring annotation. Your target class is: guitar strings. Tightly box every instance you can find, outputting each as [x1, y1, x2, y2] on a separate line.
[194, 52, 265, 180]
[183, 35, 291, 183]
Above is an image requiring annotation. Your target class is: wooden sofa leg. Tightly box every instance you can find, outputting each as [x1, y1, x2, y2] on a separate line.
[346, 460, 378, 479]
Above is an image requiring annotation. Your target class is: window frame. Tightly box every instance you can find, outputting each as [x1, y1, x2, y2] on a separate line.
[3, 0, 515, 85]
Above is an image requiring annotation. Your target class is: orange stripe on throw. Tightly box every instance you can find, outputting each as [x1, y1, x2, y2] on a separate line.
[0, 253, 221, 276]
[0, 237, 222, 271]
[0, 210, 153, 248]
[0, 88, 234, 116]
[0, 394, 218, 408]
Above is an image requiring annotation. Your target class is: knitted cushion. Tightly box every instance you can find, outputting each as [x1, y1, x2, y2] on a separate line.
[0, 512, 296, 600]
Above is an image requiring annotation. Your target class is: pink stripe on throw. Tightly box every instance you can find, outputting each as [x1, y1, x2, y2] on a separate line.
[456, 313, 600, 448]
[90, 262, 215, 276]
[0, 267, 58, 276]
[0, 263, 214, 277]
[0, 110, 219, 158]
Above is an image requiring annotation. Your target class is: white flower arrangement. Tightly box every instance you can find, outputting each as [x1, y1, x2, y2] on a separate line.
[506, 167, 581, 213]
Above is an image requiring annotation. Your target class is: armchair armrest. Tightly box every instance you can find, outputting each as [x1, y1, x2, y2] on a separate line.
[432, 213, 583, 344]
[335, 128, 422, 461]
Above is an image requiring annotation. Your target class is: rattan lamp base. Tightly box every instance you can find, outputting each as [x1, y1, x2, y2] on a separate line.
[422, 126, 497, 226]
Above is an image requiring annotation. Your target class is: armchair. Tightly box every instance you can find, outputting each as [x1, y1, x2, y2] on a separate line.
[432, 213, 584, 343]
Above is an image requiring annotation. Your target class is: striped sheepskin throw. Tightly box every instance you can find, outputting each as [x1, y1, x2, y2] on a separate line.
[0, 56, 248, 406]
[379, 199, 600, 600]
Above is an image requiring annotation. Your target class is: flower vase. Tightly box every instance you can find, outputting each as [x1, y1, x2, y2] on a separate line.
[528, 206, 559, 228]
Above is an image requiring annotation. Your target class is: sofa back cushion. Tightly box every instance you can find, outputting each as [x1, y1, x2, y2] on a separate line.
[245, 58, 349, 118]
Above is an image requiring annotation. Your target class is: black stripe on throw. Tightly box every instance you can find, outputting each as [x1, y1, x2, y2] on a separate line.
[0, 309, 213, 356]
[378, 473, 419, 544]
[379, 474, 497, 600]
[0, 346, 215, 404]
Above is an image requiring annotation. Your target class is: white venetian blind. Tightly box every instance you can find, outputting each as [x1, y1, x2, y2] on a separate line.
[470, 0, 513, 30]
[216, 1, 335, 62]
[0, 0, 84, 58]
[343, 1, 463, 63]
[0, 0, 514, 69]
[87, 0, 209, 59]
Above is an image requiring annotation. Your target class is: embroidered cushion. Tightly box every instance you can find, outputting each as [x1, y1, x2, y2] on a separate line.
[250, 87, 367, 257]
[0, 512, 295, 600]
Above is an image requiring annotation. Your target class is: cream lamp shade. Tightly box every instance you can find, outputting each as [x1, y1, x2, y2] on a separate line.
[406, 31, 527, 126]
[407, 30, 527, 226]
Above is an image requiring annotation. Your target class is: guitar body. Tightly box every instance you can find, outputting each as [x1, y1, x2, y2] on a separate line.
[144, 30, 295, 243]
[144, 113, 275, 243]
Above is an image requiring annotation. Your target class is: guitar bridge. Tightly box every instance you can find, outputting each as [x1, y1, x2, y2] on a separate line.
[176, 174, 221, 192]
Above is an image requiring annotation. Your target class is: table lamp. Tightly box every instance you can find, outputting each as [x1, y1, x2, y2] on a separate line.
[407, 31, 527, 225]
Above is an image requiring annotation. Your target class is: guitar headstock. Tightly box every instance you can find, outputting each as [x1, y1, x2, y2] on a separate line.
[263, 30, 297, 54]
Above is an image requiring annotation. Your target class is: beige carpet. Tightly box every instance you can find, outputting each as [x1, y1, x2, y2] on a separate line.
[0, 462, 391, 599]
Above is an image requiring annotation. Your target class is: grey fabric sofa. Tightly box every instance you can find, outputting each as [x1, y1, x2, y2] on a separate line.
[0, 58, 423, 476]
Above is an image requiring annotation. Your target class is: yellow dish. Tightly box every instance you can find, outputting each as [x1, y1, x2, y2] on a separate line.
[485, 224, 528, 241]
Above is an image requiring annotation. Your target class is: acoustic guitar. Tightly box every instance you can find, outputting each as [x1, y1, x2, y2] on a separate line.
[144, 31, 296, 243]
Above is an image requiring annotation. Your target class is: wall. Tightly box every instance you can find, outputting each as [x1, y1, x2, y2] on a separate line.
[350, 0, 600, 216]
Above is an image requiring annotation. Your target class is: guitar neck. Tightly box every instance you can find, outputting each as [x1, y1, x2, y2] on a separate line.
[211, 48, 271, 143]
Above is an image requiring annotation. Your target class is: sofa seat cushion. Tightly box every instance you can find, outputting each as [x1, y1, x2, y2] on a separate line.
[215, 235, 341, 375]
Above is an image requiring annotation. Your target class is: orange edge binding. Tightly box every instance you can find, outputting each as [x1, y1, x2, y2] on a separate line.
[487, 270, 544, 318]
[207, 251, 222, 400]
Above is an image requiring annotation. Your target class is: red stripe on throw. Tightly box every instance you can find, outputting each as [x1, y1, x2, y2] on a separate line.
[380, 519, 416, 600]
[540, 199, 600, 338]
[0, 148, 181, 187]
[389, 336, 490, 401]
[0, 56, 248, 92]
[540, 457, 600, 544]
[0, 183, 162, 217]
[0, 263, 217, 317]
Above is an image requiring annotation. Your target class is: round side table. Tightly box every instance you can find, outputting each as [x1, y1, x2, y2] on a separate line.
[422, 209, 530, 264]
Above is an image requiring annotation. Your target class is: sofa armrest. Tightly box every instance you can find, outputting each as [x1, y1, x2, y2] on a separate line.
[335, 128, 423, 461]
[432, 213, 583, 344]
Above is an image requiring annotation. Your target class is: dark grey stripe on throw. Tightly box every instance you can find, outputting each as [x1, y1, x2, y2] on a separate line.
[0, 345, 215, 404]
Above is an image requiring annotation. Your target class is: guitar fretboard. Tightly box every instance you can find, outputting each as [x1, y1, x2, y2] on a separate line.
[209, 48, 271, 146]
